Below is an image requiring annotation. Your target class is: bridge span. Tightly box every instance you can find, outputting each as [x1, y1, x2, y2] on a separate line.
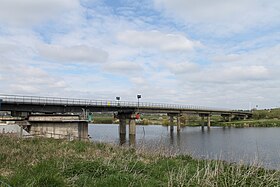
[0, 94, 252, 144]
[0, 94, 251, 116]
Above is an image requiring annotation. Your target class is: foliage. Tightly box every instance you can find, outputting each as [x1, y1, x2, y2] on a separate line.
[0, 136, 280, 186]
[93, 117, 113, 124]
[252, 109, 280, 120]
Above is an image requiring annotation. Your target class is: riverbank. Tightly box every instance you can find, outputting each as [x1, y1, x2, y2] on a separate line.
[218, 119, 280, 127]
[0, 136, 279, 186]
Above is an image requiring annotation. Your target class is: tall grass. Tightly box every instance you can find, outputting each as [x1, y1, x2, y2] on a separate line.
[0, 135, 279, 186]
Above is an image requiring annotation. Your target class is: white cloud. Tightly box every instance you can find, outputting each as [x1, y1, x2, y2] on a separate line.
[182, 65, 270, 83]
[154, 0, 280, 34]
[0, 60, 67, 95]
[211, 54, 242, 63]
[37, 44, 108, 63]
[220, 65, 269, 81]
[166, 61, 198, 74]
[103, 61, 143, 73]
[0, 0, 81, 25]
[117, 30, 200, 52]
[130, 77, 146, 85]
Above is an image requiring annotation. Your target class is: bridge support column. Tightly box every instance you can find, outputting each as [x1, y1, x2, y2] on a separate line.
[169, 114, 175, 132]
[118, 112, 137, 145]
[177, 115, 181, 132]
[222, 114, 233, 122]
[207, 115, 211, 128]
[129, 119, 136, 135]
[201, 116, 205, 128]
[228, 115, 232, 122]
[119, 114, 127, 145]
[129, 118, 136, 146]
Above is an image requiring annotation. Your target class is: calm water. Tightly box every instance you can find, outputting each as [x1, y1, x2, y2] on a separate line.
[89, 124, 280, 170]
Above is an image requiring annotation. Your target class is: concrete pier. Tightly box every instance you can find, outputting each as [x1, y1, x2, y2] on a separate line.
[207, 115, 211, 128]
[118, 112, 138, 145]
[169, 115, 174, 132]
[28, 115, 88, 141]
[129, 119, 136, 135]
[119, 116, 126, 136]
[177, 115, 181, 132]
[129, 118, 136, 146]
[222, 114, 234, 122]
[201, 116, 205, 128]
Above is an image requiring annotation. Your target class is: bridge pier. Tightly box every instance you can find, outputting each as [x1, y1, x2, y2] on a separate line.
[168, 114, 175, 132]
[177, 114, 181, 132]
[167, 113, 181, 133]
[228, 115, 232, 122]
[201, 115, 205, 129]
[222, 114, 234, 122]
[117, 112, 137, 145]
[170, 116, 174, 132]
[199, 114, 211, 129]
[207, 115, 211, 128]
[129, 118, 136, 135]
[118, 114, 127, 145]
[129, 118, 136, 146]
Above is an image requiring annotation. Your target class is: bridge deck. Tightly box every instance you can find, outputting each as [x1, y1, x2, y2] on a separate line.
[0, 94, 251, 116]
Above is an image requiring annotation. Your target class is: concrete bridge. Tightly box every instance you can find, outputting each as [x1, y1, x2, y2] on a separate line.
[0, 94, 252, 144]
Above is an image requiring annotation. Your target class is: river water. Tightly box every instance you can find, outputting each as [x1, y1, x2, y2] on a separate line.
[89, 124, 280, 170]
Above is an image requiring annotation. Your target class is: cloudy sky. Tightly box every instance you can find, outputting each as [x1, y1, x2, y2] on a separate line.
[0, 0, 279, 109]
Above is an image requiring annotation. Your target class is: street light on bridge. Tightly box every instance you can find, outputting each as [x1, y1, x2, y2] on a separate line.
[137, 94, 141, 112]
[116, 96, 120, 106]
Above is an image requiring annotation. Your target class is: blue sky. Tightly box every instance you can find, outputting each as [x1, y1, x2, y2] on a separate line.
[0, 0, 280, 109]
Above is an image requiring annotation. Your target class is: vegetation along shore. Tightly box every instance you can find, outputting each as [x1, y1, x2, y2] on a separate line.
[92, 109, 280, 128]
[0, 135, 280, 187]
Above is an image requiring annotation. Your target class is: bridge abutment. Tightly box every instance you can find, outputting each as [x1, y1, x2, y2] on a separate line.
[28, 114, 88, 141]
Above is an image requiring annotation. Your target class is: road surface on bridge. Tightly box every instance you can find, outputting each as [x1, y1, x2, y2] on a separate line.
[0, 94, 251, 117]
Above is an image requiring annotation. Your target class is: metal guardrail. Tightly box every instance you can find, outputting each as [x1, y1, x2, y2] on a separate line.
[0, 94, 235, 112]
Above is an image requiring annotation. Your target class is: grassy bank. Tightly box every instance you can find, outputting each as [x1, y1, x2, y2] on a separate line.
[217, 109, 280, 127]
[0, 136, 280, 186]
[219, 119, 280, 127]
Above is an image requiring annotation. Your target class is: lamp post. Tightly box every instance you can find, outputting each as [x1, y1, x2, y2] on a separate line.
[116, 96, 120, 106]
[137, 94, 141, 112]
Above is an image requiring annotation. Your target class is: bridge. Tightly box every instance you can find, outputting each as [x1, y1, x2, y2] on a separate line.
[0, 94, 252, 144]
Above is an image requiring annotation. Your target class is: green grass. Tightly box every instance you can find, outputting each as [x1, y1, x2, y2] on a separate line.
[92, 117, 114, 124]
[219, 119, 280, 127]
[1, 135, 279, 186]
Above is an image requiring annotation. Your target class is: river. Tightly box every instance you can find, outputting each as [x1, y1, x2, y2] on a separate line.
[89, 124, 280, 170]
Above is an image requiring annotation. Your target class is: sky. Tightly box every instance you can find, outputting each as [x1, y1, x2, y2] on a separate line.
[0, 0, 280, 109]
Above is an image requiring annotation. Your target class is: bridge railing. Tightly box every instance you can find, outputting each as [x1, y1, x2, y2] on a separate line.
[0, 94, 231, 112]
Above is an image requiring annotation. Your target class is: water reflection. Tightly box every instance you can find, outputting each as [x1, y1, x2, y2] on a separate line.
[129, 134, 136, 146]
[170, 131, 174, 145]
[89, 124, 280, 170]
[119, 133, 126, 145]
